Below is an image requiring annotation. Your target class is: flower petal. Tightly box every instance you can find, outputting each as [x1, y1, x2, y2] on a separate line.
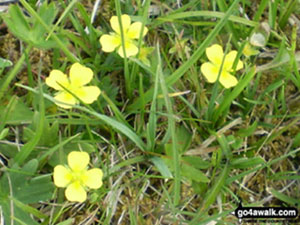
[65, 181, 87, 202]
[235, 60, 244, 71]
[76, 86, 101, 104]
[224, 50, 243, 71]
[46, 70, 69, 91]
[54, 92, 76, 109]
[201, 62, 219, 83]
[83, 168, 103, 189]
[127, 22, 148, 39]
[100, 34, 121, 52]
[69, 63, 94, 87]
[219, 72, 238, 88]
[53, 165, 72, 187]
[117, 41, 138, 58]
[206, 44, 224, 65]
[110, 14, 131, 34]
[68, 151, 90, 172]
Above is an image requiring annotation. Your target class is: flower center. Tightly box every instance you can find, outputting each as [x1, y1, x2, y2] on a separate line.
[70, 169, 88, 186]
[116, 31, 133, 45]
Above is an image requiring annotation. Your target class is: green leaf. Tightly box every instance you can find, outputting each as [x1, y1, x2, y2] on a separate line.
[230, 157, 265, 169]
[146, 54, 160, 151]
[15, 111, 44, 164]
[182, 156, 211, 169]
[0, 46, 31, 102]
[45, 0, 76, 40]
[0, 96, 34, 125]
[157, 44, 181, 205]
[0, 142, 19, 158]
[237, 121, 258, 137]
[176, 126, 192, 153]
[0, 128, 9, 140]
[181, 163, 210, 183]
[23, 158, 39, 174]
[194, 163, 229, 219]
[157, 11, 258, 27]
[268, 171, 300, 181]
[292, 132, 300, 148]
[23, 119, 58, 147]
[13, 198, 47, 219]
[0, 160, 54, 225]
[2, 5, 31, 42]
[226, 148, 300, 185]
[3, 2, 66, 50]
[256, 40, 290, 72]
[268, 188, 300, 206]
[15, 175, 54, 203]
[19, 0, 77, 61]
[0, 200, 39, 225]
[150, 157, 173, 178]
[56, 219, 75, 225]
[0, 57, 13, 68]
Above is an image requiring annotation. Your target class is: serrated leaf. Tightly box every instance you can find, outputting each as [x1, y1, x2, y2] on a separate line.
[2, 5, 31, 42]
[2, 3, 66, 49]
[33, 2, 57, 37]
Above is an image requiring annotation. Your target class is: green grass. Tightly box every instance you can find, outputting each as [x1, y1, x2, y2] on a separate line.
[0, 0, 300, 224]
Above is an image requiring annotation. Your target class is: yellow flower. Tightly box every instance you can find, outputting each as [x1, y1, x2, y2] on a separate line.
[53, 151, 103, 202]
[99, 14, 148, 58]
[242, 42, 259, 57]
[201, 44, 243, 89]
[46, 63, 101, 109]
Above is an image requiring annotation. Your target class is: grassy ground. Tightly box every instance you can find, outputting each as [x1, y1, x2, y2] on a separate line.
[0, 0, 300, 224]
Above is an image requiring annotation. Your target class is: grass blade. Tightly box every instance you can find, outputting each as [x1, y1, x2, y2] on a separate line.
[156, 11, 258, 27]
[0, 46, 31, 101]
[14, 64, 45, 165]
[157, 45, 181, 206]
